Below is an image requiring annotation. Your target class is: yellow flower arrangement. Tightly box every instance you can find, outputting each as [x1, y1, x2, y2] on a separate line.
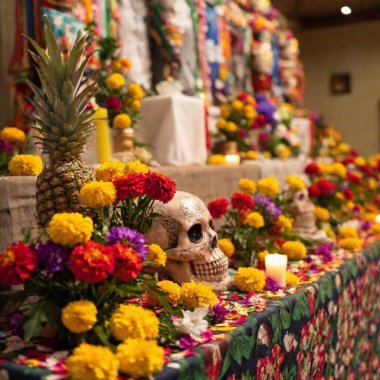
[257, 250, 269, 263]
[61, 300, 97, 334]
[124, 160, 149, 174]
[216, 119, 227, 130]
[234, 267, 266, 292]
[0, 127, 26, 144]
[231, 100, 244, 111]
[131, 100, 141, 111]
[110, 304, 159, 341]
[245, 150, 259, 160]
[369, 223, 380, 235]
[180, 281, 218, 308]
[113, 57, 132, 72]
[331, 163, 346, 178]
[105, 73, 125, 90]
[147, 244, 167, 267]
[286, 272, 301, 287]
[276, 215, 293, 233]
[47, 212, 93, 247]
[354, 156, 365, 166]
[95, 160, 125, 181]
[66, 343, 119, 380]
[218, 238, 235, 258]
[339, 237, 362, 252]
[128, 83, 144, 100]
[116, 339, 164, 378]
[285, 176, 305, 191]
[281, 241, 306, 260]
[314, 206, 330, 222]
[258, 177, 280, 197]
[319, 163, 333, 175]
[79, 181, 116, 209]
[338, 226, 358, 239]
[208, 154, 226, 165]
[238, 178, 257, 194]
[243, 105, 256, 120]
[113, 113, 131, 129]
[245, 212, 265, 228]
[225, 121, 238, 133]
[157, 280, 182, 305]
[8, 154, 43, 176]
[220, 104, 230, 118]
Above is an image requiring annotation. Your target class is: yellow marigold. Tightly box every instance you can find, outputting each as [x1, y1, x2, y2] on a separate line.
[208, 154, 225, 165]
[131, 100, 141, 111]
[258, 177, 281, 197]
[257, 250, 269, 263]
[128, 83, 144, 100]
[263, 151, 272, 159]
[314, 206, 330, 222]
[62, 300, 97, 334]
[0, 127, 26, 144]
[47, 212, 93, 247]
[339, 237, 362, 252]
[124, 160, 149, 174]
[338, 226, 358, 239]
[231, 100, 244, 111]
[364, 212, 377, 222]
[337, 142, 350, 154]
[276, 215, 293, 233]
[369, 223, 380, 235]
[147, 244, 167, 267]
[238, 178, 257, 194]
[225, 121, 238, 133]
[245, 150, 259, 160]
[335, 192, 344, 201]
[286, 272, 301, 287]
[281, 241, 307, 260]
[244, 105, 256, 120]
[105, 73, 125, 90]
[331, 163, 347, 178]
[276, 145, 291, 159]
[322, 223, 336, 239]
[220, 104, 230, 118]
[216, 119, 227, 130]
[219, 238, 235, 258]
[319, 163, 333, 175]
[66, 343, 119, 380]
[116, 339, 164, 378]
[8, 154, 43, 176]
[157, 280, 181, 305]
[245, 212, 265, 228]
[110, 304, 159, 341]
[285, 176, 305, 191]
[113, 113, 131, 129]
[234, 267, 266, 292]
[79, 181, 116, 209]
[113, 57, 132, 72]
[180, 281, 218, 308]
[95, 160, 125, 181]
[368, 178, 377, 190]
[354, 156, 365, 166]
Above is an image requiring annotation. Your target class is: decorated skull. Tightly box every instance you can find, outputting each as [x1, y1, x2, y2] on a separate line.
[145, 191, 231, 291]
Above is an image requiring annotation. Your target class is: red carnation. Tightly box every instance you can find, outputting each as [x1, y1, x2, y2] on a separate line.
[347, 172, 361, 185]
[0, 242, 37, 286]
[237, 93, 248, 101]
[343, 188, 354, 201]
[316, 179, 336, 195]
[207, 198, 229, 219]
[308, 185, 321, 197]
[305, 162, 320, 175]
[112, 244, 142, 283]
[105, 96, 122, 112]
[113, 173, 146, 200]
[144, 172, 176, 203]
[231, 192, 254, 211]
[69, 241, 115, 283]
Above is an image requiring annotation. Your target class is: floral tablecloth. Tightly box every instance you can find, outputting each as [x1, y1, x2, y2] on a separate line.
[1, 243, 379, 380]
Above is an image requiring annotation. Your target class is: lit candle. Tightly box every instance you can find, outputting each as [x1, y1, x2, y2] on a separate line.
[265, 253, 287, 287]
[93, 107, 112, 164]
[225, 154, 241, 166]
[376, 214, 380, 224]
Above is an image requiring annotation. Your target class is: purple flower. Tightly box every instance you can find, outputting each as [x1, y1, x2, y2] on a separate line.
[315, 242, 334, 262]
[254, 195, 282, 219]
[361, 221, 372, 231]
[36, 241, 70, 274]
[107, 226, 148, 258]
[0, 139, 13, 152]
[179, 334, 197, 349]
[105, 96, 122, 112]
[265, 276, 282, 291]
[212, 303, 228, 323]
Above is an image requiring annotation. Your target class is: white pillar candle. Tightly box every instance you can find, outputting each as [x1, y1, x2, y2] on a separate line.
[375, 214, 380, 224]
[265, 253, 287, 287]
[225, 154, 240, 166]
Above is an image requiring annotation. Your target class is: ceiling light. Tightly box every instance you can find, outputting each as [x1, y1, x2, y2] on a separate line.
[341, 6, 352, 15]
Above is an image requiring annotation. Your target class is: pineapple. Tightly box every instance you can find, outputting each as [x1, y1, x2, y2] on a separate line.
[26, 19, 96, 226]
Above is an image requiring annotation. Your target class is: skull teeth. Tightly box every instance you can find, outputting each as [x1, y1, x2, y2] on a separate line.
[192, 256, 228, 280]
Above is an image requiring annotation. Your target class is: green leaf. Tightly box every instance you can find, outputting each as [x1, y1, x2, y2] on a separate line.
[270, 313, 281, 343]
[279, 308, 291, 330]
[93, 325, 113, 348]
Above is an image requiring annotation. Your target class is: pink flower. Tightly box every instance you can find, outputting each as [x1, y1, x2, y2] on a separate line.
[105, 96, 122, 112]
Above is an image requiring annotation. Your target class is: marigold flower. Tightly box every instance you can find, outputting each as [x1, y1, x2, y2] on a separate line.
[276, 145, 291, 159]
[207, 198, 229, 219]
[231, 192, 254, 211]
[180, 281, 218, 308]
[124, 160, 149, 174]
[232, 100, 244, 111]
[9, 154, 43, 176]
[47, 213, 93, 247]
[216, 119, 226, 130]
[66, 343, 119, 380]
[225, 121, 238, 133]
[238, 178, 257, 194]
[338, 226, 358, 239]
[0, 127, 26, 144]
[314, 206, 330, 222]
[220, 104, 230, 118]
[257, 250, 269, 263]
[234, 267, 266, 292]
[339, 237, 362, 252]
[113, 113, 131, 129]
[128, 83, 144, 100]
[79, 181, 116, 209]
[147, 244, 167, 267]
[244, 105, 256, 120]
[258, 177, 281, 197]
[131, 100, 141, 111]
[105, 73, 125, 90]
[369, 223, 380, 235]
[95, 160, 125, 181]
[286, 272, 301, 287]
[208, 154, 226, 165]
[116, 339, 164, 378]
[245, 212, 265, 228]
[0, 242, 37, 286]
[62, 300, 97, 334]
[276, 215, 293, 232]
[112, 244, 142, 282]
[113, 57, 132, 71]
[246, 150, 259, 160]
[218, 238, 235, 258]
[331, 162, 347, 178]
[285, 175, 305, 191]
[144, 172, 176, 203]
[110, 304, 159, 341]
[68, 241, 115, 283]
[113, 173, 146, 200]
[157, 280, 182, 304]
[281, 241, 307, 260]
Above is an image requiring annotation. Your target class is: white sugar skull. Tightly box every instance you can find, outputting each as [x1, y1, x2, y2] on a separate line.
[289, 188, 317, 234]
[145, 191, 231, 291]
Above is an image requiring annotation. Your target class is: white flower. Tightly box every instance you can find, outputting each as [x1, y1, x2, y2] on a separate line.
[173, 308, 209, 339]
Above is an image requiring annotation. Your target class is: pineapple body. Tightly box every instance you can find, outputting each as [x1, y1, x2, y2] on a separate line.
[36, 159, 94, 227]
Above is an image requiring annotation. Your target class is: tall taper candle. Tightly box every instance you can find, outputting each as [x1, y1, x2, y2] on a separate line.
[265, 253, 287, 287]
[93, 107, 112, 163]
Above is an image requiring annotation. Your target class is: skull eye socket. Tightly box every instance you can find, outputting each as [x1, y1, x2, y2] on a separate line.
[188, 223, 203, 243]
[298, 193, 305, 201]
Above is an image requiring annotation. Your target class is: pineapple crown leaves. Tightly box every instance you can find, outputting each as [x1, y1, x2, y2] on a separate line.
[24, 17, 97, 159]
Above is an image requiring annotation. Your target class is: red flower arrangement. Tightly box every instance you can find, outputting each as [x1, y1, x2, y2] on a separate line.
[347, 172, 361, 185]
[305, 162, 320, 175]
[207, 198, 229, 219]
[315, 179, 336, 196]
[68, 241, 115, 283]
[231, 192, 254, 211]
[308, 185, 321, 198]
[0, 242, 38, 286]
[113, 173, 146, 200]
[343, 188, 354, 201]
[112, 244, 142, 283]
[144, 172, 176, 204]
